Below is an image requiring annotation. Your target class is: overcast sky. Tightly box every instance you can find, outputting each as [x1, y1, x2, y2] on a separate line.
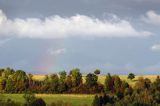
[0, 0, 160, 74]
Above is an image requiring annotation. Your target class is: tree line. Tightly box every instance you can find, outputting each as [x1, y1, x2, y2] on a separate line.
[0, 67, 103, 93]
[0, 67, 160, 106]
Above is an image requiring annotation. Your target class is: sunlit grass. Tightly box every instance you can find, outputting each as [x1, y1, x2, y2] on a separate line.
[3, 94, 94, 106]
[32, 74, 45, 81]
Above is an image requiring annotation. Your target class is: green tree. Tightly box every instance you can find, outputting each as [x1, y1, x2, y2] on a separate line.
[58, 71, 67, 93]
[27, 73, 33, 89]
[144, 78, 151, 89]
[5, 78, 15, 93]
[121, 81, 129, 89]
[43, 75, 50, 91]
[154, 91, 160, 103]
[124, 87, 133, 96]
[135, 77, 151, 91]
[70, 68, 82, 87]
[94, 69, 101, 75]
[134, 89, 153, 105]
[13, 70, 29, 92]
[0, 77, 6, 91]
[104, 73, 113, 92]
[66, 75, 72, 89]
[1, 67, 15, 78]
[49, 74, 59, 93]
[103, 94, 110, 105]
[0, 68, 4, 76]
[128, 73, 135, 80]
[85, 73, 98, 88]
[113, 75, 122, 91]
[59, 71, 66, 80]
[154, 76, 160, 91]
[116, 90, 124, 99]
[92, 95, 100, 106]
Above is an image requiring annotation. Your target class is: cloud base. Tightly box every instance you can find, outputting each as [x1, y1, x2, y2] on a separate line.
[0, 10, 151, 39]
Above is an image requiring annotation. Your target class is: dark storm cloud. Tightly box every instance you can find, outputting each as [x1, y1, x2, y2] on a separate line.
[0, 0, 160, 18]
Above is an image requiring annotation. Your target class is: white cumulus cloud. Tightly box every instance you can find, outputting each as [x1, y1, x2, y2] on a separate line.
[151, 44, 160, 51]
[48, 48, 67, 55]
[142, 10, 160, 25]
[0, 9, 151, 39]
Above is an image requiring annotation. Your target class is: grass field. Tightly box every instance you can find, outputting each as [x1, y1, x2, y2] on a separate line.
[2, 94, 94, 106]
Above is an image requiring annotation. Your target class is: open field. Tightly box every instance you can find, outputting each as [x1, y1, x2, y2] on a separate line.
[2, 94, 94, 106]
[33, 75, 158, 87]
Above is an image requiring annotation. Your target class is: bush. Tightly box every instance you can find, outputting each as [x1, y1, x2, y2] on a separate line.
[94, 69, 100, 75]
[23, 92, 36, 105]
[92, 95, 100, 106]
[30, 98, 46, 106]
[0, 98, 21, 106]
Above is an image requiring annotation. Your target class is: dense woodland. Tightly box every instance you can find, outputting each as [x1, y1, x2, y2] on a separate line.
[0, 67, 159, 106]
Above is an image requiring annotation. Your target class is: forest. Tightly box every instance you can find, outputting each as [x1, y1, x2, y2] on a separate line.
[0, 67, 159, 106]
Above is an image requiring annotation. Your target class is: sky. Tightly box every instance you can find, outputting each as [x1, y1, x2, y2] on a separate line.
[0, 0, 160, 75]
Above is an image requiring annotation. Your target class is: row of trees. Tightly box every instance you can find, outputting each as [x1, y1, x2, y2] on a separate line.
[0, 67, 103, 93]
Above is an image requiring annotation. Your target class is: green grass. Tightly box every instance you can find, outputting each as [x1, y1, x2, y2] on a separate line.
[2, 94, 94, 106]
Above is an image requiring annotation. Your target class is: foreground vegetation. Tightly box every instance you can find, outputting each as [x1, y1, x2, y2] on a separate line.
[92, 74, 160, 106]
[0, 67, 159, 106]
[1, 94, 93, 106]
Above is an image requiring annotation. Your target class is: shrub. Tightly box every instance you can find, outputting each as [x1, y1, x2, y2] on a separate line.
[30, 98, 46, 106]
[92, 95, 100, 106]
